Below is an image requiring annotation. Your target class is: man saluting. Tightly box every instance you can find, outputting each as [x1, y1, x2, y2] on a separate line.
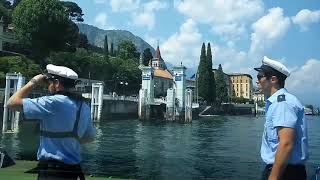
[7, 64, 96, 180]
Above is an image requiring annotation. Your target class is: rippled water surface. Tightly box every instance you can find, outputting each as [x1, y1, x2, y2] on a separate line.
[1, 116, 320, 180]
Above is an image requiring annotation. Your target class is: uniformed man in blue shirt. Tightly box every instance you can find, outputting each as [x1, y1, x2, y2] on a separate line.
[7, 64, 96, 180]
[254, 56, 308, 180]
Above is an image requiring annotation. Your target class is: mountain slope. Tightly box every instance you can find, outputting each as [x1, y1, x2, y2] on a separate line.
[77, 23, 155, 55]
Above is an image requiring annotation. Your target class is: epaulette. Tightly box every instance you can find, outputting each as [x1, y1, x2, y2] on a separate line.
[277, 94, 286, 102]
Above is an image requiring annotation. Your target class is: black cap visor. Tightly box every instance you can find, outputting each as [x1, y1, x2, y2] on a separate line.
[254, 65, 287, 80]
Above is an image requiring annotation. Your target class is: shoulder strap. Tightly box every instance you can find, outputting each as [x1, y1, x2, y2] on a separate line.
[39, 101, 83, 141]
[277, 94, 286, 102]
[72, 101, 83, 139]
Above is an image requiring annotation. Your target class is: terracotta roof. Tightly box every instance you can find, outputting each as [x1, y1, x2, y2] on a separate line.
[154, 69, 173, 80]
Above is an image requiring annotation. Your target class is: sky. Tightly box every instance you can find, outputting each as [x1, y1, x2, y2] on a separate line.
[70, 0, 320, 107]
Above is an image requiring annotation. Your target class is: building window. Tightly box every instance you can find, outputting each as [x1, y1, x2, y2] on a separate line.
[240, 80, 242, 83]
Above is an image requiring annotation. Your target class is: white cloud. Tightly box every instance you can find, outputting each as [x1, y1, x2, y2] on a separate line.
[249, 7, 291, 60]
[144, 0, 167, 11]
[160, 19, 252, 75]
[292, 9, 320, 32]
[161, 19, 203, 68]
[144, 34, 158, 49]
[133, 12, 155, 30]
[132, 0, 167, 30]
[286, 59, 320, 106]
[94, 13, 109, 30]
[175, 0, 264, 40]
[173, 0, 180, 8]
[110, 0, 140, 12]
[212, 45, 249, 73]
[94, 0, 108, 4]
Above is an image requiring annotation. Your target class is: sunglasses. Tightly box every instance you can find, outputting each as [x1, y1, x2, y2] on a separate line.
[257, 74, 266, 80]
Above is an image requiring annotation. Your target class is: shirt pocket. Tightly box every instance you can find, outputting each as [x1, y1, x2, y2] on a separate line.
[265, 118, 278, 142]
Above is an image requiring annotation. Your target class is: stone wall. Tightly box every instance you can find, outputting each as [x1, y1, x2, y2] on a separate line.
[101, 100, 138, 120]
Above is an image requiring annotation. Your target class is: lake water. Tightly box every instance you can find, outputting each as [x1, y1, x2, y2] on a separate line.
[1, 116, 320, 180]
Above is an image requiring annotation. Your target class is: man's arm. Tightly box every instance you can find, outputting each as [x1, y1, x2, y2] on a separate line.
[268, 127, 295, 180]
[7, 74, 46, 112]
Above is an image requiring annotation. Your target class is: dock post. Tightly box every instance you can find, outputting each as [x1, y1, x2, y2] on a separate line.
[138, 89, 149, 120]
[185, 89, 192, 123]
[13, 74, 25, 132]
[91, 83, 104, 122]
[173, 66, 187, 121]
[2, 75, 11, 132]
[166, 88, 175, 121]
[2, 73, 25, 133]
[139, 65, 154, 120]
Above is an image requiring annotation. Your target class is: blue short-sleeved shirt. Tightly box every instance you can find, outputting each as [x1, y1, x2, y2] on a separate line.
[23, 95, 96, 164]
[261, 88, 308, 165]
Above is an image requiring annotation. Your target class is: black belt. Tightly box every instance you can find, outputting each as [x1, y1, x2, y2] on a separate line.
[265, 164, 305, 170]
[263, 164, 306, 180]
[37, 160, 85, 180]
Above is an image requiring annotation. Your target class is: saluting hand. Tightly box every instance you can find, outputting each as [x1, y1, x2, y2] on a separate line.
[30, 74, 47, 85]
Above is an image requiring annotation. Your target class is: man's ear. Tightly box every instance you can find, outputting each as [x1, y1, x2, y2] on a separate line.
[54, 79, 60, 88]
[271, 76, 278, 83]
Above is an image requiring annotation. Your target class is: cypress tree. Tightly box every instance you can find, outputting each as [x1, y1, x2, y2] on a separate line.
[215, 64, 229, 105]
[104, 34, 109, 60]
[207, 43, 216, 104]
[110, 42, 114, 56]
[142, 48, 153, 66]
[198, 43, 210, 102]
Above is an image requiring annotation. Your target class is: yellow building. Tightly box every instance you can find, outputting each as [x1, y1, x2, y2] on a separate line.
[229, 73, 253, 99]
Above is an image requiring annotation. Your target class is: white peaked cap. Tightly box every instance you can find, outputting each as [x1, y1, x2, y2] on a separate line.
[46, 64, 78, 80]
[262, 56, 290, 77]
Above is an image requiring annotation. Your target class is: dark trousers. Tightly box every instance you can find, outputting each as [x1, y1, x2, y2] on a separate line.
[37, 160, 85, 180]
[261, 164, 306, 180]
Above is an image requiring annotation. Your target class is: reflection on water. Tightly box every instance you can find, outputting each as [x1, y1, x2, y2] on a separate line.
[1, 116, 320, 180]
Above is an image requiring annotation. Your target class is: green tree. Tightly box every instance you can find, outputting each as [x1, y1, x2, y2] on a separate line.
[12, 0, 79, 66]
[109, 56, 141, 94]
[215, 64, 229, 105]
[0, 1, 12, 24]
[13, 0, 21, 7]
[60, 1, 84, 22]
[77, 33, 89, 49]
[257, 100, 265, 107]
[0, 0, 11, 9]
[207, 42, 216, 104]
[198, 43, 210, 102]
[104, 34, 109, 61]
[142, 48, 153, 66]
[118, 40, 140, 61]
[0, 56, 40, 87]
[48, 48, 113, 84]
[110, 42, 114, 56]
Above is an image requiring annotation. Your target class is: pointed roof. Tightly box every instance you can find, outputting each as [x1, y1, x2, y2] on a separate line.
[155, 45, 163, 61]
